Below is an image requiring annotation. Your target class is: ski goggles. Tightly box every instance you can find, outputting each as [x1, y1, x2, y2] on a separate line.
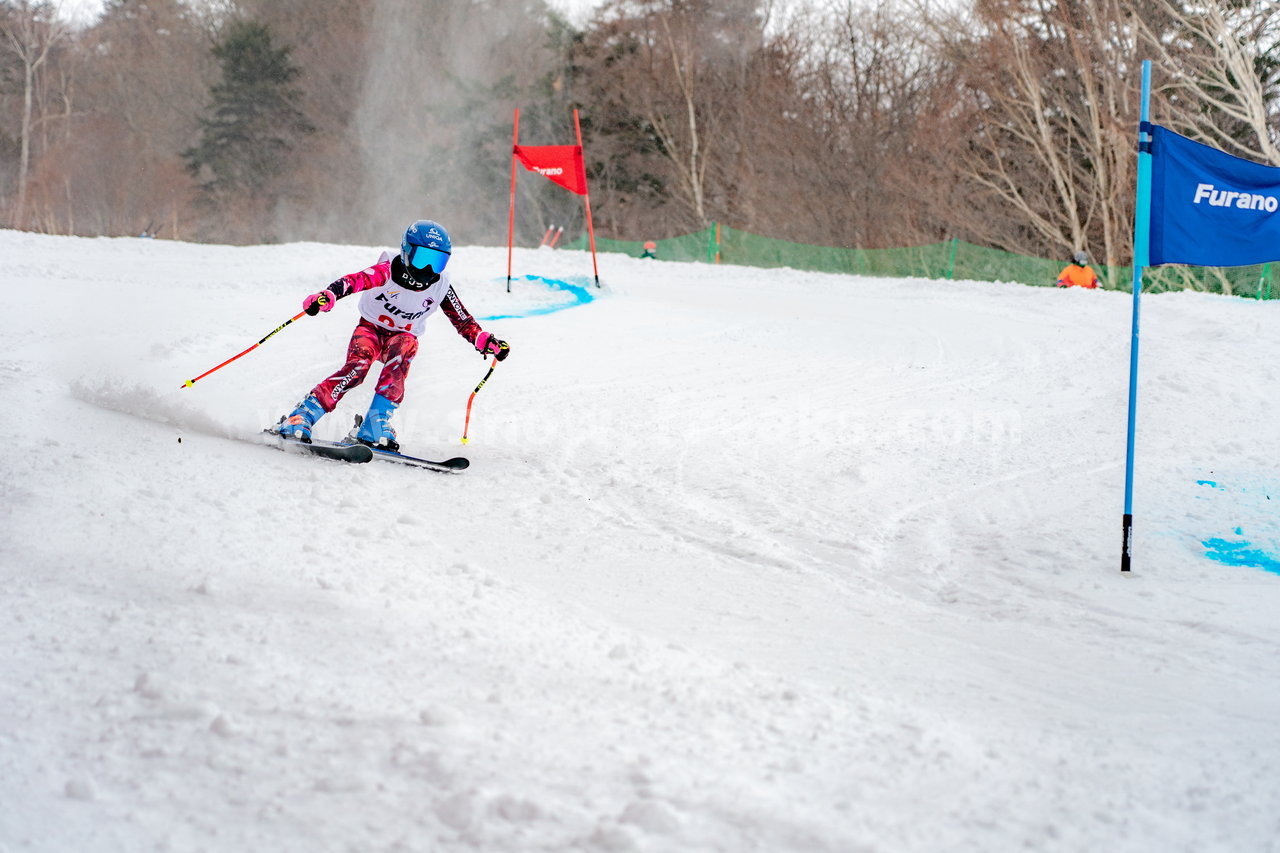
[406, 244, 450, 274]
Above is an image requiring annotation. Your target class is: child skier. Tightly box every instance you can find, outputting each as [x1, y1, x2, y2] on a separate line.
[276, 219, 509, 451]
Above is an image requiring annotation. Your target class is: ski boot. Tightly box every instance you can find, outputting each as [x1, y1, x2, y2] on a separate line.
[355, 392, 400, 452]
[277, 395, 326, 443]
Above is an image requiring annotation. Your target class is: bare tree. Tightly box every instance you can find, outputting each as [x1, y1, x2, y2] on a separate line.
[929, 0, 1142, 272]
[802, 0, 949, 248]
[11, 0, 1277, 266]
[1138, 0, 1280, 164]
[572, 0, 765, 235]
[38, 0, 214, 237]
[0, 0, 72, 228]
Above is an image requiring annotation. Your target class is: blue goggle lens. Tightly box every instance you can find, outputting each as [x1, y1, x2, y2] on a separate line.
[408, 245, 449, 272]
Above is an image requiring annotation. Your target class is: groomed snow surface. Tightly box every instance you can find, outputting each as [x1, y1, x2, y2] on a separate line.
[2, 230, 1278, 852]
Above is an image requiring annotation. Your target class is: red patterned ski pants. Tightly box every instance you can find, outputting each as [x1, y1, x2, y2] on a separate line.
[310, 318, 419, 411]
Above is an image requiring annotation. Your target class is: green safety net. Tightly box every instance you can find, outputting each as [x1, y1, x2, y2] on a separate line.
[567, 224, 1275, 299]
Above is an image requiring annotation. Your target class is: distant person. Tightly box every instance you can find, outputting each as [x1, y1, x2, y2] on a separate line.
[1056, 251, 1099, 289]
[639, 240, 657, 259]
[275, 219, 509, 451]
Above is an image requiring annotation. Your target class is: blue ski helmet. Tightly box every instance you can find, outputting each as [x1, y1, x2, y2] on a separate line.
[401, 220, 451, 285]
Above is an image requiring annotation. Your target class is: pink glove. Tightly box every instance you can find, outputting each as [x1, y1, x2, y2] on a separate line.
[474, 331, 510, 361]
[303, 289, 337, 316]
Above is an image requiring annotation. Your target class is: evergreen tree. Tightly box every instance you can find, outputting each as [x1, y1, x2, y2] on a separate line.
[184, 19, 312, 201]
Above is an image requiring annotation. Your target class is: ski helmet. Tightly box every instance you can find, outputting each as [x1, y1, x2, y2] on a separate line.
[401, 220, 452, 285]
[1071, 250, 1088, 265]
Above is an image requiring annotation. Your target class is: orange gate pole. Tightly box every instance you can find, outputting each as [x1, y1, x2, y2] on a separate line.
[507, 109, 520, 293]
[573, 109, 601, 288]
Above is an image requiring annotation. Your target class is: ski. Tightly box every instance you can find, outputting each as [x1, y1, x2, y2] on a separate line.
[262, 430, 374, 463]
[365, 446, 469, 473]
[347, 414, 469, 473]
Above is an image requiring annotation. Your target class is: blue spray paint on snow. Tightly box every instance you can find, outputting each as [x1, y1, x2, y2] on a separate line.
[1195, 479, 1279, 575]
[478, 275, 596, 321]
[1202, 532, 1280, 575]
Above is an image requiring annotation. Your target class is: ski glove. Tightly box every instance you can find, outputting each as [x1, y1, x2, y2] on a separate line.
[475, 331, 510, 361]
[303, 289, 337, 316]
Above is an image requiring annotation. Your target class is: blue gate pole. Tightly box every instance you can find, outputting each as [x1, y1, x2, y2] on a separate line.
[1122, 60, 1154, 573]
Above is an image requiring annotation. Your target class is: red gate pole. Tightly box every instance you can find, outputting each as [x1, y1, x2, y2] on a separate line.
[573, 109, 601, 288]
[507, 109, 520, 294]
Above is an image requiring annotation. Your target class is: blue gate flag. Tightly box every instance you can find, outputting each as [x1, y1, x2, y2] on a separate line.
[1148, 124, 1280, 267]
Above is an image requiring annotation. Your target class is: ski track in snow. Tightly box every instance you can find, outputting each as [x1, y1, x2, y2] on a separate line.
[2, 231, 1279, 852]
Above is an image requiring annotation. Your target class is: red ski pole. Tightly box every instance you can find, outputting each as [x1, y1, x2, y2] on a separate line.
[460, 347, 506, 444]
[180, 309, 309, 389]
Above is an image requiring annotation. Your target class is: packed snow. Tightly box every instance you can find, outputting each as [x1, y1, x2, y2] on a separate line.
[2, 229, 1278, 852]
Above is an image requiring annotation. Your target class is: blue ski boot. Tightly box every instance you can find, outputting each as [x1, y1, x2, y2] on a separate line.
[356, 392, 400, 452]
[278, 395, 326, 443]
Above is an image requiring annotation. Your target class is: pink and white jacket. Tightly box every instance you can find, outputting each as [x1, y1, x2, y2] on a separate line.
[324, 250, 484, 343]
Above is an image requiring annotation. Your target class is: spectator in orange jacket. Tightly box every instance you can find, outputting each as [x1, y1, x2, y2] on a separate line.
[1057, 251, 1100, 289]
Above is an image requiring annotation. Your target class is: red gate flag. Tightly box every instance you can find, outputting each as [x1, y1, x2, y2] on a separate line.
[513, 144, 587, 196]
[507, 108, 600, 291]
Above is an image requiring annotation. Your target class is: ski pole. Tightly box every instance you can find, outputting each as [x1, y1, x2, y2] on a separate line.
[461, 348, 505, 444]
[180, 309, 307, 389]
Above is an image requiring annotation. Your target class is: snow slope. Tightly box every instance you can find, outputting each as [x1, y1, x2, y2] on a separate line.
[2, 230, 1278, 852]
